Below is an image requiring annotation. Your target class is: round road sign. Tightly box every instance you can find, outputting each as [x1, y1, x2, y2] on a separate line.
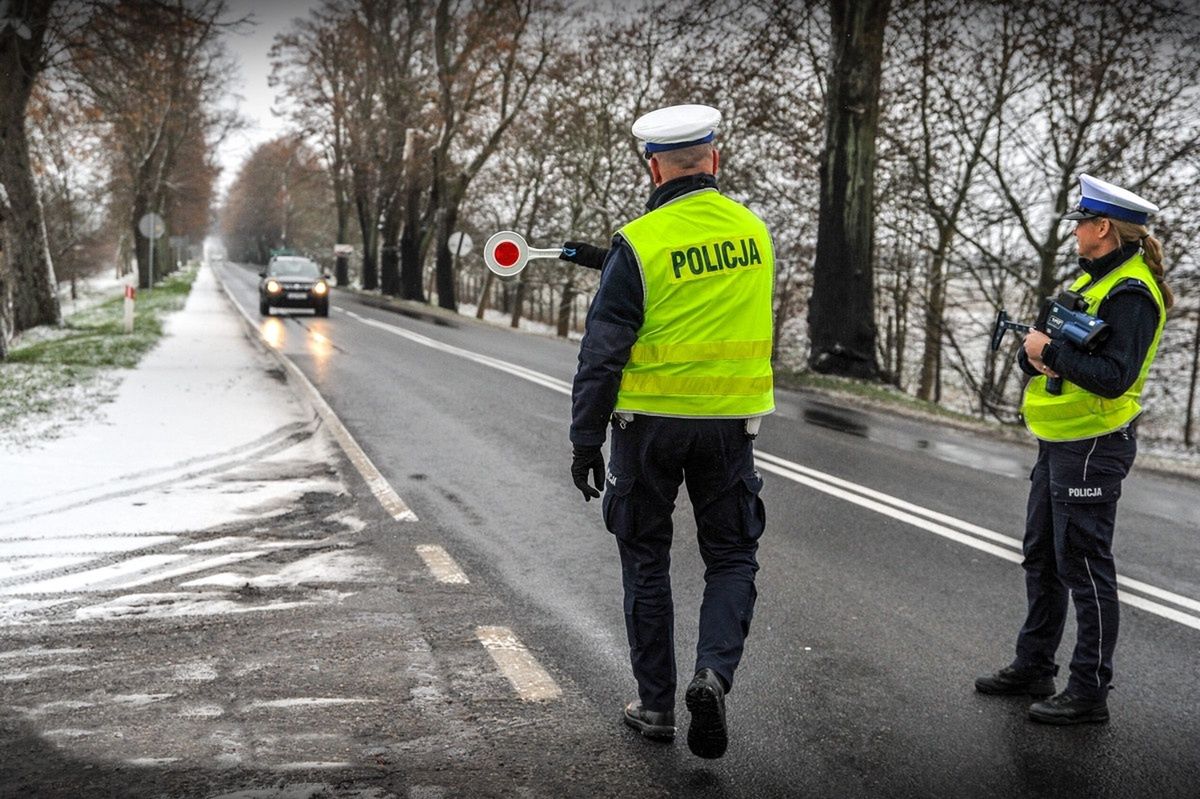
[448, 231, 474, 256]
[138, 212, 166, 239]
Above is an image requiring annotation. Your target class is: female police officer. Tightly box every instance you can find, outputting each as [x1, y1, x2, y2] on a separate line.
[975, 174, 1173, 725]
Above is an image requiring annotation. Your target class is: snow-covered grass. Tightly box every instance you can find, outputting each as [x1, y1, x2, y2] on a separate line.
[0, 267, 197, 449]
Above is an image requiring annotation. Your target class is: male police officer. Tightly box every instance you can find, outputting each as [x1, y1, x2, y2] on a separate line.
[568, 104, 773, 759]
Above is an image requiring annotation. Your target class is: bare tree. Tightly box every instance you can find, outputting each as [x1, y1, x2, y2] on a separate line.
[808, 0, 891, 379]
[70, 0, 238, 288]
[0, 0, 61, 348]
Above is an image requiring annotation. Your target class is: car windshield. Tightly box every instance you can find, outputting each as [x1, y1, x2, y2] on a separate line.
[270, 258, 321, 277]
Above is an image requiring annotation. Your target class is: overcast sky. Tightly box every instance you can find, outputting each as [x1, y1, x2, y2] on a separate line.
[217, 0, 318, 196]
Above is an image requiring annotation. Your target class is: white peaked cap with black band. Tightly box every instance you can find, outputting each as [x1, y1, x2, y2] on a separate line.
[632, 104, 722, 158]
[1063, 174, 1159, 225]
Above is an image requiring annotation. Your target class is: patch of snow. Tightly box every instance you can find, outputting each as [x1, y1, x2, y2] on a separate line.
[0, 663, 92, 682]
[173, 662, 219, 682]
[242, 697, 377, 710]
[72, 589, 351, 622]
[0, 646, 91, 660]
[0, 555, 98, 582]
[180, 550, 381, 589]
[0, 536, 176, 557]
[110, 693, 174, 706]
[0, 265, 346, 543]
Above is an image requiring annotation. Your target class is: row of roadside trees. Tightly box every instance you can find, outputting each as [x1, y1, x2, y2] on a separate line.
[0, 0, 238, 359]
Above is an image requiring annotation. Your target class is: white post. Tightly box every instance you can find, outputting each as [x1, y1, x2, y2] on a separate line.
[123, 285, 136, 333]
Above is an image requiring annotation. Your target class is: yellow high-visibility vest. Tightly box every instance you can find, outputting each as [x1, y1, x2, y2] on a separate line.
[1022, 252, 1165, 441]
[614, 188, 775, 418]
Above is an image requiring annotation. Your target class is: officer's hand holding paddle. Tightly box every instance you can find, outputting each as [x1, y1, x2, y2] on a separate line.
[560, 241, 609, 270]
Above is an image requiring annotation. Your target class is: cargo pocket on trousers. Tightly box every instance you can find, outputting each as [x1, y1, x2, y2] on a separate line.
[1050, 478, 1122, 506]
[602, 471, 636, 539]
[741, 470, 766, 541]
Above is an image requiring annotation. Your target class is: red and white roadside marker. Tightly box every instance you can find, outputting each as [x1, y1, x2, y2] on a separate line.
[483, 231, 562, 278]
[123, 285, 136, 334]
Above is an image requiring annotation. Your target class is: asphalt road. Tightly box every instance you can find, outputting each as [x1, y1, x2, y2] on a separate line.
[220, 262, 1200, 798]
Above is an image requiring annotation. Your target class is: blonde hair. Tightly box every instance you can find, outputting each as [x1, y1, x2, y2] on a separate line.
[1108, 217, 1174, 310]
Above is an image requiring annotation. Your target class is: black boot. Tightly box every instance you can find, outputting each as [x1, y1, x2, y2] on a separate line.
[975, 666, 1056, 697]
[1028, 691, 1109, 725]
[685, 668, 728, 759]
[623, 701, 675, 740]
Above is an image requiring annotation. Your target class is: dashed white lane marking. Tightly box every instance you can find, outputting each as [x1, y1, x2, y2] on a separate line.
[415, 545, 469, 584]
[475, 626, 561, 701]
[754, 451, 1200, 632]
[216, 266, 417, 523]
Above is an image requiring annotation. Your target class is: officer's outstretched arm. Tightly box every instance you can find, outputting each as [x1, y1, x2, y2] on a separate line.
[560, 241, 609, 270]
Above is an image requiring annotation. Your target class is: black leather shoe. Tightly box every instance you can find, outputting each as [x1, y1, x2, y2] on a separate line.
[623, 701, 675, 740]
[1029, 691, 1109, 725]
[975, 666, 1056, 697]
[685, 668, 728, 759]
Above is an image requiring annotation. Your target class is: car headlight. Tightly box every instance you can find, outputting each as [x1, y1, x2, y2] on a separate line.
[312, 281, 328, 296]
[266, 279, 281, 294]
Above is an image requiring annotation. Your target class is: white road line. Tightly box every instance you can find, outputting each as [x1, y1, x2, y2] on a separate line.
[215, 267, 417, 523]
[756, 451, 1200, 631]
[344, 310, 573, 396]
[416, 544, 470, 584]
[475, 625, 561, 701]
[342, 308, 1200, 633]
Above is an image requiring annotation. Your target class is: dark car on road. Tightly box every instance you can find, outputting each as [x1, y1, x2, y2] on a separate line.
[259, 256, 330, 317]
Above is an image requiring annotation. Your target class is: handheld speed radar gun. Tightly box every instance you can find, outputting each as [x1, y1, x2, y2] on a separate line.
[990, 291, 1111, 395]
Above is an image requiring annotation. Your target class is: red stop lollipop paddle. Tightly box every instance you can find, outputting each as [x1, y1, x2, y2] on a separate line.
[484, 231, 563, 277]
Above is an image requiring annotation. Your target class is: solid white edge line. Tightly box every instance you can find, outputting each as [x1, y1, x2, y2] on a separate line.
[338, 284, 1200, 632]
[213, 266, 418, 523]
[754, 461, 1024, 564]
[756, 450, 1020, 550]
[415, 544, 470, 584]
[475, 625, 562, 701]
[347, 312, 572, 396]
[755, 458, 1200, 629]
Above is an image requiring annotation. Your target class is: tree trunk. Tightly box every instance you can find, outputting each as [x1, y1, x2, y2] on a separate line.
[556, 275, 576, 338]
[355, 196, 378, 290]
[1185, 311, 1200, 447]
[0, 217, 13, 359]
[917, 237, 950, 400]
[475, 271, 495, 319]
[399, 129, 426, 301]
[434, 195, 458, 311]
[510, 273, 527, 329]
[807, 0, 890, 379]
[0, 0, 61, 334]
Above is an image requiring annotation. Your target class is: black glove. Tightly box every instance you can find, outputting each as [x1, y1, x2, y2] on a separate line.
[570, 445, 605, 501]
[560, 241, 609, 271]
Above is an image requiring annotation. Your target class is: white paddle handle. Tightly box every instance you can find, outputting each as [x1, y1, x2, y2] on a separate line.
[527, 247, 563, 260]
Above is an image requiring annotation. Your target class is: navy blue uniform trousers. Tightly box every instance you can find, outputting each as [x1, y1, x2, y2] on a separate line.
[602, 415, 765, 713]
[1014, 427, 1137, 701]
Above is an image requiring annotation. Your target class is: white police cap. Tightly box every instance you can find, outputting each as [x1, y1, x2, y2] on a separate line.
[1063, 173, 1159, 225]
[632, 104, 721, 158]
